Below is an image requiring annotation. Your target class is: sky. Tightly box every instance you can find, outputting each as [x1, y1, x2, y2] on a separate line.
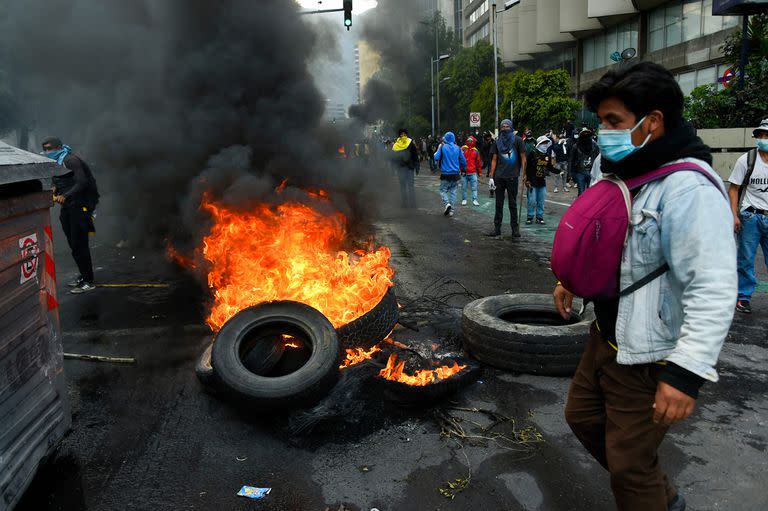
[296, 0, 378, 15]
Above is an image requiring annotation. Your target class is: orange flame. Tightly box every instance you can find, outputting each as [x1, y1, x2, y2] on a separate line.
[201, 196, 394, 331]
[379, 353, 466, 386]
[339, 344, 382, 369]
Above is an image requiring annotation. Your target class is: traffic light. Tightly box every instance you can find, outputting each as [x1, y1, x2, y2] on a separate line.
[343, 1, 352, 30]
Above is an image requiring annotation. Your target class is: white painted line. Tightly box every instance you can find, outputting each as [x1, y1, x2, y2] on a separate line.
[545, 199, 572, 207]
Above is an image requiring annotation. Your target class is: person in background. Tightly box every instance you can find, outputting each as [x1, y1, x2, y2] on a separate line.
[428, 136, 440, 174]
[487, 119, 526, 238]
[391, 128, 419, 209]
[480, 131, 494, 176]
[433, 131, 466, 217]
[42, 137, 99, 294]
[569, 127, 600, 196]
[460, 136, 482, 206]
[525, 135, 552, 225]
[727, 118, 768, 314]
[551, 133, 570, 193]
[522, 128, 536, 154]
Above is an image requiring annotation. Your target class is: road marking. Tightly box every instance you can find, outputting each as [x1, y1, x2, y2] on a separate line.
[545, 199, 572, 208]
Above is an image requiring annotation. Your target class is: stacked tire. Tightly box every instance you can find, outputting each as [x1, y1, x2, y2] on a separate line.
[195, 288, 399, 408]
[462, 293, 594, 376]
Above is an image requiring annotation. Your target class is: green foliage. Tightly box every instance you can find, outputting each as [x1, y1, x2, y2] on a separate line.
[685, 14, 768, 129]
[438, 41, 495, 129]
[470, 69, 580, 135]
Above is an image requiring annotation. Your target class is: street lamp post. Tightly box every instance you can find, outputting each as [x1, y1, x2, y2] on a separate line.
[492, 1, 499, 132]
[430, 54, 450, 137]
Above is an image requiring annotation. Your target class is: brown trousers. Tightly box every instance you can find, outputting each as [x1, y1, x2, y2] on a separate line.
[565, 322, 677, 511]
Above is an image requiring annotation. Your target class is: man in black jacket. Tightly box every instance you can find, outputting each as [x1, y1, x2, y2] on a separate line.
[42, 137, 99, 293]
[569, 128, 600, 196]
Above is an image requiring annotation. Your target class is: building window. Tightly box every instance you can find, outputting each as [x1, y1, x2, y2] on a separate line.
[468, 1, 489, 25]
[676, 64, 721, 95]
[647, 0, 739, 52]
[467, 22, 490, 46]
[582, 17, 639, 73]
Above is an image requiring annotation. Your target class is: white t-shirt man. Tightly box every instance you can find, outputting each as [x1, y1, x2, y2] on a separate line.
[727, 152, 768, 211]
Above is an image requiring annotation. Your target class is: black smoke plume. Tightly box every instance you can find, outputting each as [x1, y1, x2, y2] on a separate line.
[1, 0, 378, 248]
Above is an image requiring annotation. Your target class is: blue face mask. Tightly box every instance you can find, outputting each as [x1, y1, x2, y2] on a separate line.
[757, 139, 768, 152]
[597, 116, 652, 162]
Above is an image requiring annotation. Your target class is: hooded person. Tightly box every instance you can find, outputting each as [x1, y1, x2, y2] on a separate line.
[460, 136, 482, 206]
[433, 131, 467, 216]
[486, 119, 527, 237]
[524, 135, 553, 224]
[391, 128, 419, 208]
[569, 127, 600, 196]
[42, 137, 99, 293]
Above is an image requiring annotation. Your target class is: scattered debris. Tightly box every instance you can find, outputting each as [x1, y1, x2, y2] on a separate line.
[236, 486, 271, 500]
[63, 353, 136, 365]
[97, 283, 170, 288]
[236, 456, 247, 462]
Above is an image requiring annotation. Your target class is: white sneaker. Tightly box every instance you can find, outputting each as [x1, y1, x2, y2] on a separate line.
[472, 200, 480, 206]
[443, 204, 451, 216]
[461, 200, 467, 206]
[70, 282, 96, 294]
[553, 187, 559, 193]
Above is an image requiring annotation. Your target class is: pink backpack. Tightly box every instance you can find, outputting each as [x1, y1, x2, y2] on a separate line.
[551, 162, 722, 300]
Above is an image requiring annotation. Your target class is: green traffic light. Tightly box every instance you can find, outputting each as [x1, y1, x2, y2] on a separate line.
[344, 18, 352, 26]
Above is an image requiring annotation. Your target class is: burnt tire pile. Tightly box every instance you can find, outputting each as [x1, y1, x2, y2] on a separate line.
[462, 293, 594, 376]
[195, 289, 399, 408]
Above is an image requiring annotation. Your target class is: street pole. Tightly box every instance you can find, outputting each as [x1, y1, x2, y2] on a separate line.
[435, 12, 442, 136]
[430, 58, 435, 137]
[738, 14, 749, 90]
[492, 2, 499, 132]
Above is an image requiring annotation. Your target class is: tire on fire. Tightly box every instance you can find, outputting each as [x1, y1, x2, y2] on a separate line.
[211, 301, 341, 407]
[462, 293, 594, 376]
[196, 337, 286, 391]
[336, 287, 399, 349]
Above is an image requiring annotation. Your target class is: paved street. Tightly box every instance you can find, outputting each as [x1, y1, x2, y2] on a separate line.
[15, 170, 768, 511]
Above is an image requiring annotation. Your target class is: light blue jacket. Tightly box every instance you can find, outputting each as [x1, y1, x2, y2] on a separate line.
[614, 157, 736, 382]
[433, 132, 466, 175]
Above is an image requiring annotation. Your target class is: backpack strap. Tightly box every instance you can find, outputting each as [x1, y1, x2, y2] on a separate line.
[739, 149, 758, 204]
[619, 263, 670, 297]
[624, 162, 725, 197]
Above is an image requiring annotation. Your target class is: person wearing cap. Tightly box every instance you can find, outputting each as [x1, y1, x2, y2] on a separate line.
[727, 118, 768, 314]
[487, 119, 526, 237]
[41, 137, 99, 294]
[569, 127, 600, 196]
[525, 135, 553, 224]
[433, 131, 467, 217]
[391, 128, 419, 209]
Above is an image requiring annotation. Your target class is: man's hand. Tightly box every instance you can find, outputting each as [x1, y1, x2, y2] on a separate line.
[488, 178, 495, 188]
[553, 283, 574, 320]
[53, 195, 66, 204]
[653, 381, 695, 426]
[733, 214, 741, 233]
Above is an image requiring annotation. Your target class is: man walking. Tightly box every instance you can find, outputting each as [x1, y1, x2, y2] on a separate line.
[391, 128, 419, 209]
[569, 127, 600, 196]
[487, 119, 526, 237]
[433, 131, 466, 217]
[554, 62, 735, 511]
[42, 137, 99, 294]
[728, 118, 768, 314]
[525, 136, 552, 225]
[460, 136, 482, 206]
[551, 133, 569, 193]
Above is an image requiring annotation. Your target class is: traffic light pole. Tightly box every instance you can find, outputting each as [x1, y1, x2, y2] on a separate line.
[299, 8, 344, 14]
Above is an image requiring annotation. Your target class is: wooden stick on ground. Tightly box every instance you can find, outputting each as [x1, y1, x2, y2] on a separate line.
[63, 353, 137, 364]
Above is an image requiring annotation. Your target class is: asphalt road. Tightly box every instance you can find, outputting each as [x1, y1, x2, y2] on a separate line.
[14, 169, 768, 511]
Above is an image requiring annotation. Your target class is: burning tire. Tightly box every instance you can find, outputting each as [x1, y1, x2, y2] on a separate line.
[196, 337, 285, 391]
[211, 301, 341, 408]
[377, 360, 481, 404]
[336, 287, 399, 349]
[462, 293, 594, 376]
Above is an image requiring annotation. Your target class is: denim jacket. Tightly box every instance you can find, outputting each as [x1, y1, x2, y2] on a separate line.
[614, 158, 736, 382]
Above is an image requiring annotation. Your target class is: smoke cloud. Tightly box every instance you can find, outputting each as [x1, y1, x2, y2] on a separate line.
[1, 0, 378, 248]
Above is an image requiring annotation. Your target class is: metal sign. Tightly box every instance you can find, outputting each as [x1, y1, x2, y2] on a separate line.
[713, 0, 768, 15]
[469, 112, 481, 127]
[719, 66, 737, 88]
[19, 233, 39, 284]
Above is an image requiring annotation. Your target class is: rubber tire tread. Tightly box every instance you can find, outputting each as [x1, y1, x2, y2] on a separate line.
[462, 293, 594, 376]
[336, 287, 399, 349]
[211, 301, 341, 408]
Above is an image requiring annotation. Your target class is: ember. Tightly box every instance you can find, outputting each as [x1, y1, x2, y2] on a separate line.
[379, 353, 467, 386]
[339, 344, 382, 369]
[199, 195, 394, 331]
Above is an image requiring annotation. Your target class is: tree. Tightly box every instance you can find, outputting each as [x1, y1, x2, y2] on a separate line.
[685, 14, 768, 129]
[470, 69, 581, 135]
[437, 41, 495, 130]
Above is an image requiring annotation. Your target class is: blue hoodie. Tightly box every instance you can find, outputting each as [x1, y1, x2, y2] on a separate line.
[433, 132, 466, 175]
